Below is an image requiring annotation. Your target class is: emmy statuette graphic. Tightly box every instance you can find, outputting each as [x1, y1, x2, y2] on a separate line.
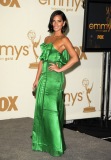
[106, 6, 111, 25]
[27, 30, 41, 69]
[82, 78, 96, 112]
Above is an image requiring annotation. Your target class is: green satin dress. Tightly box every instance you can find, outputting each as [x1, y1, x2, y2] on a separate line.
[32, 42, 70, 157]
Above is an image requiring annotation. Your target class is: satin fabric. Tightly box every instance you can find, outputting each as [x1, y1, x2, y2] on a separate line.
[32, 43, 70, 157]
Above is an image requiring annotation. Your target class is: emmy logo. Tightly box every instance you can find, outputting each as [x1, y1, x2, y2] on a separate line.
[82, 78, 96, 112]
[27, 30, 41, 69]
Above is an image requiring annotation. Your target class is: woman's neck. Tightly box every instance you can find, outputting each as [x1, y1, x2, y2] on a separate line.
[53, 31, 63, 37]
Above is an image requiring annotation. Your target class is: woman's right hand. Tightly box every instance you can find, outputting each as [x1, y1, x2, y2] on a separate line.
[33, 80, 38, 90]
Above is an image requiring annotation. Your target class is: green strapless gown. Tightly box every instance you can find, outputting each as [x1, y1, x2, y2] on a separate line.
[32, 43, 70, 157]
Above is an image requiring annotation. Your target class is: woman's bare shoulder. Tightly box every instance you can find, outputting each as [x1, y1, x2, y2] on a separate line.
[62, 36, 70, 41]
[44, 36, 51, 43]
[62, 36, 71, 45]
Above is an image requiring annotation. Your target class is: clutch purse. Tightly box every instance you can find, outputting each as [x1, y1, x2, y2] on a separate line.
[32, 87, 37, 97]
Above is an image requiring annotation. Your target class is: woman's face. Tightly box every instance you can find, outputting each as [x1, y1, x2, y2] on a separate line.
[52, 15, 65, 32]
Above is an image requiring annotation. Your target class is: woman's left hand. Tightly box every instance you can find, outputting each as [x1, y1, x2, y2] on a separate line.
[48, 63, 60, 72]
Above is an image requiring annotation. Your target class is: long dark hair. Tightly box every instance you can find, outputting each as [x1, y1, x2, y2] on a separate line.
[48, 10, 68, 33]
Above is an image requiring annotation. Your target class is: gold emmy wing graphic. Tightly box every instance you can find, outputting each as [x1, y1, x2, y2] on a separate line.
[82, 78, 96, 112]
[106, 6, 111, 25]
[27, 30, 41, 69]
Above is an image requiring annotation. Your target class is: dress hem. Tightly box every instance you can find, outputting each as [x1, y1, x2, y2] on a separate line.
[32, 144, 66, 157]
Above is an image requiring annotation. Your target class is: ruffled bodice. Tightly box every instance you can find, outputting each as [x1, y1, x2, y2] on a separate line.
[39, 43, 70, 65]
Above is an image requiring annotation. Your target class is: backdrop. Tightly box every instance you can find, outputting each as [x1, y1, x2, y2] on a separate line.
[0, 0, 103, 120]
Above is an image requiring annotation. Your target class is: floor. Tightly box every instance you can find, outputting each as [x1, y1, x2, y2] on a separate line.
[64, 118, 111, 142]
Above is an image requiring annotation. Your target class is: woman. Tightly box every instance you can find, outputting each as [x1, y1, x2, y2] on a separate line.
[32, 10, 79, 157]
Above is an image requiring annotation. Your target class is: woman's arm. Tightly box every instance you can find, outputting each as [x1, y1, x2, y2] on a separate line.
[59, 37, 79, 72]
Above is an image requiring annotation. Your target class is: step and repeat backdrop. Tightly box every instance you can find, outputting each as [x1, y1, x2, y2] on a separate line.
[0, 0, 103, 120]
